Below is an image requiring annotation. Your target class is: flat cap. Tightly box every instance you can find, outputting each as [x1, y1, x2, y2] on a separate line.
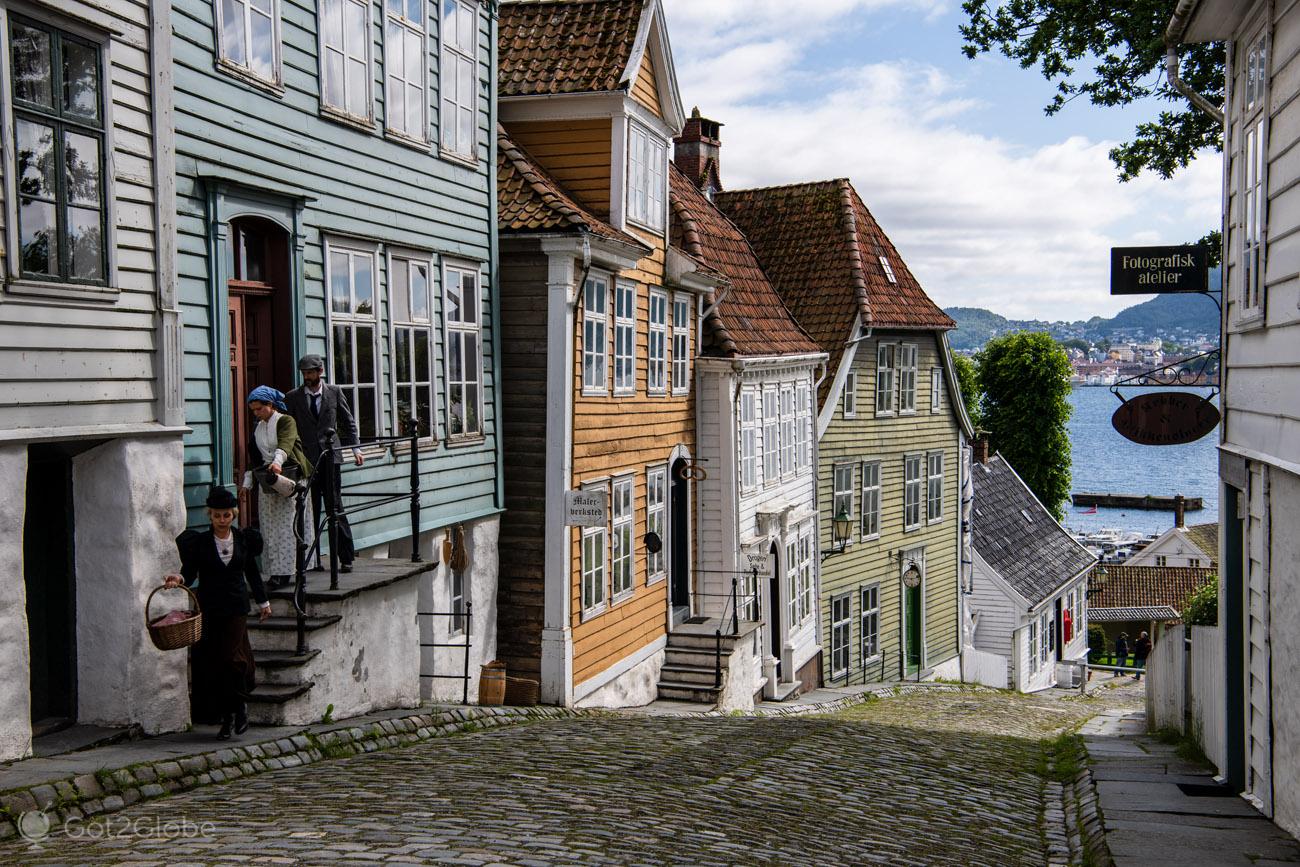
[298, 353, 325, 371]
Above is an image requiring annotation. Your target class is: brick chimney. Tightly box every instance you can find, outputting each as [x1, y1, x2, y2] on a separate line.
[971, 433, 991, 466]
[1174, 493, 1186, 529]
[674, 107, 723, 193]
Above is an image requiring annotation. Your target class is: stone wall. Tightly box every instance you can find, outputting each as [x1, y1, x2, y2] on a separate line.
[0, 446, 30, 761]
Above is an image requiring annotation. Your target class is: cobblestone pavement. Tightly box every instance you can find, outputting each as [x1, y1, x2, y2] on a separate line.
[3, 684, 1143, 866]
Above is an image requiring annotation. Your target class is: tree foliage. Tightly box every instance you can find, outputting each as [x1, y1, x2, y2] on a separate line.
[960, 1, 1224, 181]
[1183, 574, 1218, 626]
[952, 353, 983, 429]
[977, 332, 1073, 520]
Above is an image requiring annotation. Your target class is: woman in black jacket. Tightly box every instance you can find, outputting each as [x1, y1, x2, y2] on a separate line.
[164, 487, 271, 739]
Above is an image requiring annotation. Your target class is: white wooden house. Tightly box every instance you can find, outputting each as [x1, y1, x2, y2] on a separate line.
[1126, 521, 1218, 569]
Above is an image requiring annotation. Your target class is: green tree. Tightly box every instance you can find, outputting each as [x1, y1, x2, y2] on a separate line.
[977, 332, 1073, 519]
[952, 353, 983, 429]
[1183, 575, 1218, 626]
[959, 1, 1223, 181]
[1060, 338, 1091, 353]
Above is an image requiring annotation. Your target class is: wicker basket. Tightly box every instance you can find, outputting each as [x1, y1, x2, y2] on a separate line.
[145, 584, 203, 651]
[504, 676, 540, 707]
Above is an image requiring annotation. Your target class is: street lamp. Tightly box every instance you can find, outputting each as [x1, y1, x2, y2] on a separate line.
[821, 507, 853, 561]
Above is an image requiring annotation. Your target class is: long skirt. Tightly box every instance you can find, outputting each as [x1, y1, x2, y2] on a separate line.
[257, 484, 312, 576]
[190, 614, 255, 723]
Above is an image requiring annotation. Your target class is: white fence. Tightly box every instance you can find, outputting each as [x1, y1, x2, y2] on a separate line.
[962, 647, 1008, 689]
[1145, 624, 1226, 774]
[1147, 624, 1186, 731]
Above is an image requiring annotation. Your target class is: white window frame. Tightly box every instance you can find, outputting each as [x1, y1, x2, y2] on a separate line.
[843, 370, 858, 418]
[861, 460, 881, 540]
[216, 0, 283, 86]
[439, 0, 478, 161]
[444, 259, 483, 439]
[582, 274, 609, 395]
[860, 584, 880, 664]
[833, 463, 854, 544]
[898, 343, 918, 414]
[798, 523, 815, 625]
[903, 453, 923, 532]
[449, 563, 466, 635]
[646, 465, 667, 584]
[875, 343, 896, 416]
[388, 250, 436, 440]
[1156, 554, 1168, 567]
[785, 537, 799, 631]
[740, 389, 758, 492]
[647, 288, 667, 394]
[610, 474, 634, 602]
[930, 367, 943, 412]
[761, 387, 779, 486]
[830, 593, 852, 680]
[1041, 611, 1053, 664]
[796, 380, 811, 471]
[580, 480, 609, 619]
[384, 0, 427, 139]
[1028, 620, 1039, 674]
[626, 120, 666, 231]
[926, 451, 944, 525]
[613, 280, 636, 395]
[779, 384, 796, 479]
[671, 292, 690, 395]
[319, 0, 372, 120]
[326, 239, 380, 440]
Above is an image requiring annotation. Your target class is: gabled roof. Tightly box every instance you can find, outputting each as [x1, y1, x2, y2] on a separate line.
[1087, 565, 1216, 614]
[1184, 522, 1220, 563]
[668, 165, 821, 359]
[499, 0, 645, 97]
[971, 455, 1096, 606]
[497, 125, 647, 251]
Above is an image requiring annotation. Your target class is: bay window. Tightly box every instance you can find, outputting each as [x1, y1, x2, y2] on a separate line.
[627, 121, 665, 229]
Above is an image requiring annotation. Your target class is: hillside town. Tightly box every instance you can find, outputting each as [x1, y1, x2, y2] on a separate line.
[0, 0, 1296, 864]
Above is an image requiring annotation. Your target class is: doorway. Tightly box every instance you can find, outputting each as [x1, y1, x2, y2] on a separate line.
[768, 540, 782, 679]
[25, 445, 76, 736]
[1054, 598, 1064, 661]
[903, 582, 922, 675]
[669, 458, 691, 624]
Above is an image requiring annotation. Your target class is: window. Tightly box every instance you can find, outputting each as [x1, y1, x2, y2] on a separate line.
[861, 461, 881, 539]
[440, 0, 477, 159]
[785, 538, 799, 630]
[1028, 620, 1039, 673]
[390, 255, 434, 437]
[780, 385, 795, 477]
[627, 122, 666, 229]
[611, 476, 633, 600]
[9, 18, 108, 283]
[1155, 554, 1168, 567]
[926, 451, 944, 523]
[1189, 557, 1201, 568]
[328, 243, 378, 438]
[320, 0, 370, 118]
[898, 344, 918, 412]
[904, 454, 923, 531]
[879, 255, 897, 284]
[646, 466, 666, 583]
[671, 293, 690, 394]
[843, 371, 858, 418]
[876, 344, 896, 414]
[648, 289, 667, 393]
[931, 368, 943, 412]
[581, 484, 607, 616]
[830, 594, 851, 679]
[796, 380, 811, 470]
[614, 282, 636, 394]
[740, 390, 758, 491]
[860, 585, 880, 663]
[1242, 34, 1267, 315]
[798, 526, 815, 625]
[385, 0, 426, 137]
[216, 0, 280, 82]
[444, 262, 482, 437]
[582, 275, 609, 393]
[833, 464, 854, 538]
[762, 388, 779, 485]
[450, 566, 466, 635]
[1041, 611, 1053, 664]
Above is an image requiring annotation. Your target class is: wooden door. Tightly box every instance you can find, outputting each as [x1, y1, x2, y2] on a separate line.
[904, 583, 922, 674]
[229, 291, 274, 520]
[229, 296, 250, 516]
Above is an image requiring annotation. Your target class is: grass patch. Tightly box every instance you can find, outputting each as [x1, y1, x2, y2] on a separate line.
[1038, 732, 1086, 784]
[1151, 727, 1210, 766]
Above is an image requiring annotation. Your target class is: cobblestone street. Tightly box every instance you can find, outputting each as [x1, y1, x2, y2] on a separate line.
[3, 684, 1143, 866]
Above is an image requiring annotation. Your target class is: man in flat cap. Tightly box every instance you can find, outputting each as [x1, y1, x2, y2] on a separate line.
[285, 354, 363, 573]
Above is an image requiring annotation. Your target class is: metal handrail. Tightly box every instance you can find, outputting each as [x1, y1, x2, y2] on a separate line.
[713, 569, 761, 688]
[418, 604, 473, 705]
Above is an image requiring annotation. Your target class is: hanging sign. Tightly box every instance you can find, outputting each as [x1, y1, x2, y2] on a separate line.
[744, 549, 771, 574]
[1111, 392, 1220, 446]
[564, 490, 607, 527]
[1110, 245, 1208, 295]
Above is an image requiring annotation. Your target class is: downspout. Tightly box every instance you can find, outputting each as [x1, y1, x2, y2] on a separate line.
[489, 0, 504, 513]
[1165, 0, 1225, 125]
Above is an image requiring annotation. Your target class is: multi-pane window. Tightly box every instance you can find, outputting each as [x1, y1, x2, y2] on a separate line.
[798, 526, 815, 625]
[582, 275, 609, 393]
[450, 567, 465, 635]
[391, 255, 434, 437]
[216, 0, 279, 82]
[833, 464, 854, 534]
[898, 344, 918, 412]
[671, 293, 690, 394]
[1041, 611, 1053, 664]
[780, 385, 796, 477]
[861, 461, 881, 539]
[843, 371, 857, 418]
[581, 484, 607, 617]
[445, 262, 482, 437]
[860, 585, 880, 662]
[648, 289, 667, 394]
[646, 466, 666, 582]
[328, 244, 379, 438]
[876, 344, 896, 414]
[440, 0, 477, 159]
[611, 476, 633, 600]
[614, 282, 636, 394]
[903, 454, 923, 531]
[1155, 554, 1168, 567]
[796, 380, 811, 470]
[1028, 620, 1039, 673]
[627, 122, 666, 229]
[385, 0, 426, 137]
[785, 538, 799, 631]
[762, 388, 779, 485]
[931, 367, 943, 412]
[1241, 33, 1268, 315]
[927, 451, 944, 523]
[830, 594, 852, 679]
[740, 390, 758, 491]
[10, 19, 107, 283]
[320, 0, 370, 117]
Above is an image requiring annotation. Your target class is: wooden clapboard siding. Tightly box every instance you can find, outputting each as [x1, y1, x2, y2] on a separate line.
[818, 331, 963, 684]
[631, 51, 661, 116]
[173, 0, 499, 540]
[0, 0, 164, 433]
[506, 119, 614, 218]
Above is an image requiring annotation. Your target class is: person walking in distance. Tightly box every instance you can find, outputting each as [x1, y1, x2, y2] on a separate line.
[1133, 631, 1153, 681]
[285, 354, 364, 573]
[1114, 632, 1129, 676]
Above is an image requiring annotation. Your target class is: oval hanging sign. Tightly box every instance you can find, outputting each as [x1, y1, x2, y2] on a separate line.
[1111, 392, 1220, 446]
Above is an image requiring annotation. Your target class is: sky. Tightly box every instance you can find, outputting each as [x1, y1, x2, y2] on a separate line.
[659, 0, 1223, 321]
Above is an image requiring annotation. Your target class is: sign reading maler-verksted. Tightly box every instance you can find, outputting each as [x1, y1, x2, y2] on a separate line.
[1110, 245, 1208, 295]
[564, 490, 608, 527]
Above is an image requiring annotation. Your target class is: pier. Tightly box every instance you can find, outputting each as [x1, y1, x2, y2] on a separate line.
[1071, 492, 1203, 511]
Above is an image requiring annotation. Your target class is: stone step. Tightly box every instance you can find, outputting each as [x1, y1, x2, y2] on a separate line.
[663, 647, 734, 670]
[657, 679, 722, 703]
[247, 614, 341, 632]
[770, 680, 802, 701]
[247, 682, 314, 705]
[246, 615, 339, 653]
[254, 649, 322, 669]
[666, 632, 743, 653]
[660, 663, 723, 687]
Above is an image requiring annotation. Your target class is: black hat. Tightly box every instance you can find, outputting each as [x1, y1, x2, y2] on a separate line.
[205, 487, 239, 509]
[298, 353, 326, 372]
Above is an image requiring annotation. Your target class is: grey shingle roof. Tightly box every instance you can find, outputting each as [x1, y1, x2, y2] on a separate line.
[971, 454, 1097, 606]
[1089, 606, 1181, 623]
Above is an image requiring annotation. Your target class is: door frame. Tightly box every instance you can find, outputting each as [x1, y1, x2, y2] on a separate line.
[900, 547, 927, 677]
[666, 444, 693, 626]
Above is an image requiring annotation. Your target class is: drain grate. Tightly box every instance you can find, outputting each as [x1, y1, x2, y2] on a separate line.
[1177, 783, 1235, 797]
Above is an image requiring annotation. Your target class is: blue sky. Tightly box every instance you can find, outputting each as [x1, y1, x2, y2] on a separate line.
[660, 0, 1221, 321]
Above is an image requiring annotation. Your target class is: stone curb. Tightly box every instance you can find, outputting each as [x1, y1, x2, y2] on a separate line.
[1070, 765, 1114, 867]
[0, 705, 579, 842]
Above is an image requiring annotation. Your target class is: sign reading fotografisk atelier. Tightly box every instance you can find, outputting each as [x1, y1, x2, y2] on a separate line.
[564, 490, 608, 527]
[1110, 245, 1208, 295]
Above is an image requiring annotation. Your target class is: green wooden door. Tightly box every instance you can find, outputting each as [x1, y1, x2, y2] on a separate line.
[904, 583, 922, 674]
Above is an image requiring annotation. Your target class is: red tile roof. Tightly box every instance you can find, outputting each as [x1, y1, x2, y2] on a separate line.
[499, 0, 645, 98]
[1087, 565, 1215, 614]
[669, 166, 821, 359]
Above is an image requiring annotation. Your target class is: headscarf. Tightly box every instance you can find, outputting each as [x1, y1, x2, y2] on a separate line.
[247, 385, 287, 412]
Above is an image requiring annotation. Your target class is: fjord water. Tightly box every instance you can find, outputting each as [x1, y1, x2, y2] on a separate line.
[1061, 385, 1220, 536]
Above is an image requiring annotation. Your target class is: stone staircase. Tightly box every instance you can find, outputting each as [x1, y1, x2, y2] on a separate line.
[656, 619, 762, 704]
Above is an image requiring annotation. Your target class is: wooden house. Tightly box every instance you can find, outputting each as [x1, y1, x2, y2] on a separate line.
[170, 0, 501, 721]
[496, 0, 720, 707]
[716, 177, 974, 688]
[0, 0, 188, 760]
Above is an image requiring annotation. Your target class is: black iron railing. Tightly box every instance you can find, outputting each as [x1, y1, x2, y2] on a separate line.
[419, 604, 474, 705]
[694, 568, 761, 689]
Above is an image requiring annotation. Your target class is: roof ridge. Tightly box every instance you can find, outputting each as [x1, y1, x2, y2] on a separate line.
[668, 184, 738, 357]
[716, 178, 847, 197]
[837, 179, 872, 326]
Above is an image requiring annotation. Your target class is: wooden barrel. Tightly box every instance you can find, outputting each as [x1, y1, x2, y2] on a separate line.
[479, 661, 506, 706]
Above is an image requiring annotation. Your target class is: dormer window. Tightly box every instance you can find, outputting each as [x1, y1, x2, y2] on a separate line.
[627, 121, 666, 230]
